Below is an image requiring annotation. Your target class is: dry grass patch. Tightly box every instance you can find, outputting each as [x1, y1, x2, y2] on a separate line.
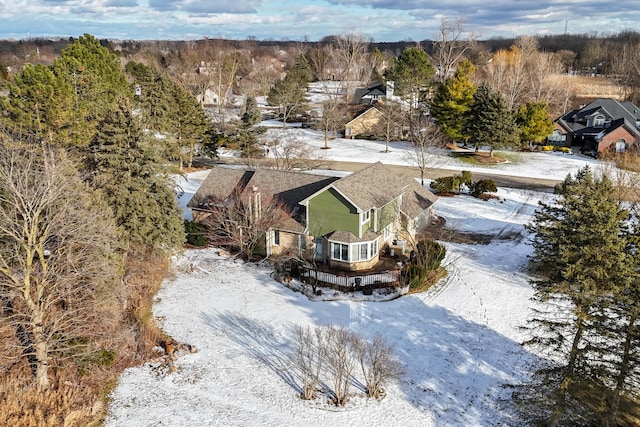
[0, 252, 171, 427]
[570, 75, 624, 99]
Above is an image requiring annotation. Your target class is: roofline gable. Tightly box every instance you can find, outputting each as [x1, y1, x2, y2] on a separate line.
[299, 183, 364, 212]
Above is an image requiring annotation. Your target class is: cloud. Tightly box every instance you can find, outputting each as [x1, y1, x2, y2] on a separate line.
[2, 0, 640, 42]
[149, 0, 262, 14]
[105, 0, 139, 7]
[325, 0, 640, 31]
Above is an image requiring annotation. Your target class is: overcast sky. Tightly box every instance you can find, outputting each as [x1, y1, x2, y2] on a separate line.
[2, 0, 639, 42]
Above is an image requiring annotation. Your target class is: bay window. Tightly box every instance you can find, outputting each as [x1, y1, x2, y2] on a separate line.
[331, 238, 379, 262]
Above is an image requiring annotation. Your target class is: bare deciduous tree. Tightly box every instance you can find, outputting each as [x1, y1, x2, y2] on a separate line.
[0, 145, 120, 391]
[293, 325, 325, 400]
[262, 130, 326, 170]
[203, 186, 291, 259]
[324, 324, 356, 406]
[247, 56, 283, 97]
[432, 16, 476, 82]
[405, 116, 448, 185]
[318, 98, 345, 149]
[374, 99, 404, 153]
[329, 33, 370, 98]
[351, 333, 404, 399]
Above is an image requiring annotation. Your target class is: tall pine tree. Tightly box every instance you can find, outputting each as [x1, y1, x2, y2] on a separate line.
[1, 63, 75, 146]
[53, 34, 129, 146]
[463, 82, 519, 156]
[429, 59, 476, 143]
[127, 62, 213, 168]
[85, 99, 184, 253]
[523, 167, 632, 426]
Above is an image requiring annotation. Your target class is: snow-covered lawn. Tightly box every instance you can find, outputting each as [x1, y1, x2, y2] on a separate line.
[106, 136, 604, 426]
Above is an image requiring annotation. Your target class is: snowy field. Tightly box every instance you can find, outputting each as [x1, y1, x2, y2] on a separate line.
[108, 95, 610, 426]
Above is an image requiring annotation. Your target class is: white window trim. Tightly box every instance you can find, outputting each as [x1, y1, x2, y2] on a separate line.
[330, 238, 379, 262]
[360, 210, 371, 227]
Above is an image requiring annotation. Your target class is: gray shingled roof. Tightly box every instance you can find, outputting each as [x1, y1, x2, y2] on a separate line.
[187, 167, 248, 209]
[245, 169, 339, 212]
[188, 166, 339, 210]
[187, 166, 341, 234]
[557, 98, 640, 138]
[332, 162, 437, 214]
[326, 229, 379, 244]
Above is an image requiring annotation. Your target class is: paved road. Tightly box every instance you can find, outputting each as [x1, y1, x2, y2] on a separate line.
[194, 156, 560, 193]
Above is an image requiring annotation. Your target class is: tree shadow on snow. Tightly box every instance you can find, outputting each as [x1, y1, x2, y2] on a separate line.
[348, 298, 545, 426]
[200, 311, 303, 396]
[198, 293, 546, 425]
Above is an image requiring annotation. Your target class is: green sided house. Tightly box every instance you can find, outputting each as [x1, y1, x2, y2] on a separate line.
[188, 162, 437, 271]
[300, 162, 437, 271]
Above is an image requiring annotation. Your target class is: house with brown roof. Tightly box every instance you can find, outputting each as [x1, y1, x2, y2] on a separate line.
[344, 105, 384, 139]
[188, 167, 338, 257]
[188, 162, 437, 271]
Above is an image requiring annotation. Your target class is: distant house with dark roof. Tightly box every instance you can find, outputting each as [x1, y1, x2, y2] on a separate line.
[352, 83, 387, 105]
[552, 98, 640, 154]
[351, 81, 396, 105]
[188, 162, 437, 271]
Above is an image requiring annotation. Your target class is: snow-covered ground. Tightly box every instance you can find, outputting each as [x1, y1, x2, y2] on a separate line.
[107, 111, 607, 426]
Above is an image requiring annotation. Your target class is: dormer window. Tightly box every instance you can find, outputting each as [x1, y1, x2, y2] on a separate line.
[593, 115, 605, 127]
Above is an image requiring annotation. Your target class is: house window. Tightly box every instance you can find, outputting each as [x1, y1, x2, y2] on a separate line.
[593, 115, 605, 127]
[616, 140, 627, 153]
[346, 239, 379, 262]
[361, 210, 370, 225]
[383, 224, 392, 241]
[331, 243, 348, 261]
[548, 129, 566, 143]
[274, 230, 280, 246]
[360, 243, 369, 259]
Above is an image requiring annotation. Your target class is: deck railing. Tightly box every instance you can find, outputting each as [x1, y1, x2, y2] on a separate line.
[298, 268, 404, 294]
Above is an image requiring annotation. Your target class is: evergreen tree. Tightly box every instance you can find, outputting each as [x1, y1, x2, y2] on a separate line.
[267, 74, 308, 128]
[240, 94, 262, 128]
[429, 59, 477, 143]
[463, 82, 520, 155]
[85, 100, 184, 253]
[1, 63, 75, 146]
[523, 167, 632, 426]
[385, 47, 435, 105]
[127, 62, 213, 168]
[52, 34, 129, 145]
[594, 224, 640, 424]
[516, 101, 554, 148]
[290, 54, 314, 85]
[168, 79, 212, 169]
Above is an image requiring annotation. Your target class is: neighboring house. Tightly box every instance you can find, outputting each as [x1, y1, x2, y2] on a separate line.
[188, 162, 437, 272]
[552, 98, 640, 154]
[196, 88, 220, 106]
[352, 83, 386, 105]
[344, 105, 384, 139]
[351, 81, 396, 105]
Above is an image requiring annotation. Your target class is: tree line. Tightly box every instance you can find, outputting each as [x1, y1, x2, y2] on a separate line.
[0, 34, 215, 425]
